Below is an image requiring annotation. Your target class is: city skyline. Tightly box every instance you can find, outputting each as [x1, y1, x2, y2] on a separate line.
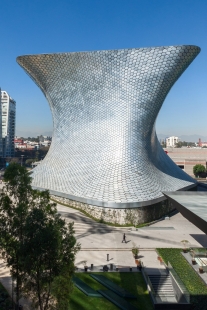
[14, 131, 207, 144]
[0, 0, 207, 137]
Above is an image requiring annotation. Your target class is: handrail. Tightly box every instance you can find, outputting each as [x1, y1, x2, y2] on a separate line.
[142, 268, 157, 298]
[167, 262, 190, 303]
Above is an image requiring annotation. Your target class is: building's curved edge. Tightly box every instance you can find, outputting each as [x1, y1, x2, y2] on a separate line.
[32, 183, 197, 209]
[16, 45, 201, 59]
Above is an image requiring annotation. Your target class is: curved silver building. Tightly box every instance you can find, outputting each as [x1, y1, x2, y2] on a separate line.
[17, 45, 200, 209]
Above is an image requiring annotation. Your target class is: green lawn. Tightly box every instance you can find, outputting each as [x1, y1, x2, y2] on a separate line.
[69, 272, 153, 310]
[157, 248, 207, 310]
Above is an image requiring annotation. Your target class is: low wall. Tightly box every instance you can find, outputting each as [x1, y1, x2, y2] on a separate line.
[51, 194, 175, 225]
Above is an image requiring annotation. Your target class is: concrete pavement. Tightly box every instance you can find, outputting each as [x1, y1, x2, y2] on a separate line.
[57, 202, 207, 272]
[0, 197, 206, 308]
[57, 203, 207, 250]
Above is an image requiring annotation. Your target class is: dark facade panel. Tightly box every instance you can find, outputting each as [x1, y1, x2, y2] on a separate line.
[163, 192, 207, 235]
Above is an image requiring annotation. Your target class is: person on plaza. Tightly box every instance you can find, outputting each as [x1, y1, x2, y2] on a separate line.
[122, 233, 126, 243]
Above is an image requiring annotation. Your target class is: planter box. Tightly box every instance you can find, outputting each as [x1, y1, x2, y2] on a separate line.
[199, 267, 203, 274]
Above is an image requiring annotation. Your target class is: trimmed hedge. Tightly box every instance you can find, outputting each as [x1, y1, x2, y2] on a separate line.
[157, 248, 207, 310]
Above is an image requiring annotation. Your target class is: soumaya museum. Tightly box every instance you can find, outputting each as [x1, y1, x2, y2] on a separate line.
[17, 45, 200, 225]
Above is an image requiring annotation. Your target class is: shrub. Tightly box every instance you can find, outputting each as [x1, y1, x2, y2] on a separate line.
[132, 247, 139, 257]
[193, 164, 206, 177]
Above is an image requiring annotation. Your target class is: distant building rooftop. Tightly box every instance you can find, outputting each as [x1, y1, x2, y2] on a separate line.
[163, 148, 207, 176]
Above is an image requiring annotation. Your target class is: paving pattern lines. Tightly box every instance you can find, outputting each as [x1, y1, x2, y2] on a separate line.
[75, 249, 165, 272]
[58, 205, 123, 240]
[57, 204, 207, 249]
[0, 198, 206, 307]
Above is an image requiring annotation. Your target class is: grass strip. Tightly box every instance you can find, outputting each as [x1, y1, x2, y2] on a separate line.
[69, 272, 153, 310]
[157, 248, 207, 310]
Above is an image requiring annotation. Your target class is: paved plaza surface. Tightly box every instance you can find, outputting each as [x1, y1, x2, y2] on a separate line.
[0, 192, 206, 308]
[58, 203, 207, 249]
[57, 202, 207, 269]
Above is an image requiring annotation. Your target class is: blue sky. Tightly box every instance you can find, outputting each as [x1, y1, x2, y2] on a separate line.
[0, 0, 206, 138]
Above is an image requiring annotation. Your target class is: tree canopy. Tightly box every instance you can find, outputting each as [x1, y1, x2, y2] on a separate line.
[193, 164, 206, 177]
[0, 163, 80, 310]
[25, 158, 35, 166]
[175, 141, 196, 148]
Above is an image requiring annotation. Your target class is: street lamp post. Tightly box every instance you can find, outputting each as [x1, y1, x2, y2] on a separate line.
[20, 155, 24, 166]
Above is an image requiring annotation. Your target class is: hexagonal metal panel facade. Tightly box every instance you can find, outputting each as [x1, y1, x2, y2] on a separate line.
[17, 45, 200, 208]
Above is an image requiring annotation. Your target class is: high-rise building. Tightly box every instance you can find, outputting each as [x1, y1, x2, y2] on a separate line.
[0, 89, 2, 157]
[1, 90, 16, 157]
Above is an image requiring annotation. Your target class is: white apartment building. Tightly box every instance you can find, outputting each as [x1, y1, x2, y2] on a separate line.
[1, 90, 16, 157]
[166, 136, 179, 147]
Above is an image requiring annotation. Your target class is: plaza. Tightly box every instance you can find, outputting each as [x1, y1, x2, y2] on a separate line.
[4, 45, 206, 308]
[57, 202, 207, 256]
[0, 179, 207, 309]
[0, 1, 207, 309]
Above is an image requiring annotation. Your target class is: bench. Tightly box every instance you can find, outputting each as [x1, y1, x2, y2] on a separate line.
[90, 274, 136, 299]
[98, 290, 137, 310]
[73, 276, 103, 297]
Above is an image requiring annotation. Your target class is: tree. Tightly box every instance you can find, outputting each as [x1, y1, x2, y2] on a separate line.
[0, 163, 33, 306]
[51, 267, 74, 310]
[161, 140, 166, 148]
[193, 164, 206, 177]
[21, 195, 80, 310]
[25, 158, 35, 166]
[175, 141, 182, 148]
[8, 157, 20, 164]
[175, 141, 196, 148]
[0, 163, 80, 309]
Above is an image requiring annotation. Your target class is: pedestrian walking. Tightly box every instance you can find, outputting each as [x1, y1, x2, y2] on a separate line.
[122, 233, 126, 243]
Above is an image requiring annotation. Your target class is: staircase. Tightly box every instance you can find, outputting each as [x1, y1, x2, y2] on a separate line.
[148, 272, 177, 303]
